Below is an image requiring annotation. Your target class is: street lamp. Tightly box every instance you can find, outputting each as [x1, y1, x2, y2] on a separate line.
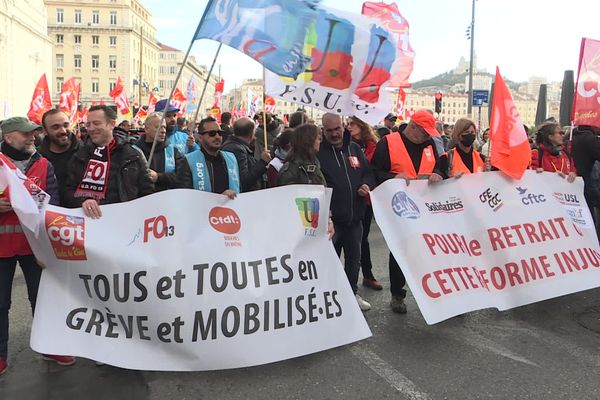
[467, 0, 476, 116]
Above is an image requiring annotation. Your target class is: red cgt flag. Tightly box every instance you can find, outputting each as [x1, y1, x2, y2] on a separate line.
[490, 67, 531, 179]
[172, 88, 187, 117]
[27, 74, 53, 124]
[572, 37, 600, 128]
[59, 78, 80, 125]
[147, 92, 158, 113]
[109, 77, 132, 116]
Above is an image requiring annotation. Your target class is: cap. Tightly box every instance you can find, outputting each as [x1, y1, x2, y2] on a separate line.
[410, 110, 440, 137]
[384, 113, 397, 121]
[0, 117, 41, 134]
[155, 99, 180, 112]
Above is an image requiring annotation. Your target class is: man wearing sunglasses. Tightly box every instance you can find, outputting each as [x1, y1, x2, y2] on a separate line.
[176, 116, 239, 199]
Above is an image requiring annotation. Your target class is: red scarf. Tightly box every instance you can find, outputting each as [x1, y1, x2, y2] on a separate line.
[74, 139, 116, 201]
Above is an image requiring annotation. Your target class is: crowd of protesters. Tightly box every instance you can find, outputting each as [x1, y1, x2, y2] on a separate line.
[1, 101, 600, 375]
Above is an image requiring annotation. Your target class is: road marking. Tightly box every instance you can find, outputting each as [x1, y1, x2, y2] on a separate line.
[459, 331, 540, 367]
[350, 345, 431, 400]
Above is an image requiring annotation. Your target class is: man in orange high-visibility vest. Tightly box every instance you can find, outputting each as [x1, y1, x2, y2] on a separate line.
[371, 110, 448, 314]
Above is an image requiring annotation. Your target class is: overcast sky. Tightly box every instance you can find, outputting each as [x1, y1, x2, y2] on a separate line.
[143, 0, 600, 92]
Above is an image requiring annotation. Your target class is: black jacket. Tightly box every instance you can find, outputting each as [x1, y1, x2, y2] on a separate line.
[133, 138, 182, 192]
[221, 135, 267, 192]
[571, 126, 600, 206]
[63, 130, 154, 207]
[317, 131, 375, 225]
[38, 134, 81, 205]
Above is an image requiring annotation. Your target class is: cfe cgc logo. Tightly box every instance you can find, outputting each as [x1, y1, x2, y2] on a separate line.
[392, 191, 420, 219]
[45, 210, 87, 260]
[295, 197, 320, 236]
[479, 187, 503, 211]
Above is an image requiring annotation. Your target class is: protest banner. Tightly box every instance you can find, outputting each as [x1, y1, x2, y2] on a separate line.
[11, 183, 371, 371]
[370, 171, 600, 324]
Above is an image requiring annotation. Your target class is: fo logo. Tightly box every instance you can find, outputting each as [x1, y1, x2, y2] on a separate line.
[45, 210, 87, 260]
[295, 198, 319, 229]
[392, 191, 420, 219]
[209, 207, 241, 234]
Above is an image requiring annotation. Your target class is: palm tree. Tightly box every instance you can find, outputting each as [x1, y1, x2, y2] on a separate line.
[559, 70, 575, 127]
[535, 84, 547, 126]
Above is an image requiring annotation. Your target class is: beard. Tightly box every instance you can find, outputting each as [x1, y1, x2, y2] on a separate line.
[50, 133, 71, 149]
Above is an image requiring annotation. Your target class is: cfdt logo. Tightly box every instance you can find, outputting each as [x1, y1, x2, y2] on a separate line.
[209, 207, 241, 235]
[479, 187, 503, 211]
[45, 210, 87, 260]
[392, 191, 420, 219]
[516, 187, 546, 205]
[295, 198, 320, 236]
[143, 215, 175, 243]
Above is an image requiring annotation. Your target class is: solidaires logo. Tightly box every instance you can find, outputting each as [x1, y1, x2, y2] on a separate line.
[392, 191, 420, 219]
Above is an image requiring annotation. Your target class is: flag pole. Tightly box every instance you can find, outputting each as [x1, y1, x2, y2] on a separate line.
[262, 67, 268, 152]
[148, 2, 214, 165]
[191, 43, 222, 130]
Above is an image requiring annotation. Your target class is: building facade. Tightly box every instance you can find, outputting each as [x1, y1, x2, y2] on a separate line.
[157, 43, 219, 119]
[45, 0, 159, 106]
[0, 0, 53, 118]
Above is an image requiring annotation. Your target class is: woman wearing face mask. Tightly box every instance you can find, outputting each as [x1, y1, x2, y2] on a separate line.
[531, 122, 577, 182]
[448, 118, 485, 177]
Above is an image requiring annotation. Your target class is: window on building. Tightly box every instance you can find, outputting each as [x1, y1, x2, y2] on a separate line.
[92, 55, 99, 69]
[92, 80, 99, 93]
[110, 12, 117, 25]
[56, 9, 64, 23]
[169, 66, 177, 74]
[109, 56, 117, 69]
[74, 10, 81, 24]
[56, 34, 63, 44]
[56, 54, 64, 68]
[109, 80, 116, 92]
[74, 55, 81, 68]
[159, 80, 165, 89]
[92, 35, 99, 46]
[92, 10, 99, 25]
[74, 35, 81, 44]
[56, 78, 64, 93]
[109, 36, 117, 46]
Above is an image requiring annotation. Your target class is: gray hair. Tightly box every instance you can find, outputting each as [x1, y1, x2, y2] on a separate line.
[144, 112, 164, 126]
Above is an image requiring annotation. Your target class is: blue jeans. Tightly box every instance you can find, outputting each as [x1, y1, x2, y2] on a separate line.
[0, 255, 42, 359]
[332, 221, 363, 294]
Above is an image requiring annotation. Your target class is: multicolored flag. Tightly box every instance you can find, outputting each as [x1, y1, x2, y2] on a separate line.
[194, 0, 321, 78]
[248, 90, 259, 116]
[186, 75, 198, 103]
[265, 5, 410, 125]
[109, 77, 132, 117]
[490, 67, 531, 179]
[59, 78, 80, 125]
[361, 1, 414, 88]
[572, 37, 600, 128]
[27, 74, 53, 125]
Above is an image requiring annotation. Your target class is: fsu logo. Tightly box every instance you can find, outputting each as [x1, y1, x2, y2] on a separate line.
[45, 210, 87, 260]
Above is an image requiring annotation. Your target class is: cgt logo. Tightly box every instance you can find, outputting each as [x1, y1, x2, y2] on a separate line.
[143, 215, 175, 243]
[516, 187, 546, 205]
[209, 207, 241, 235]
[45, 210, 87, 260]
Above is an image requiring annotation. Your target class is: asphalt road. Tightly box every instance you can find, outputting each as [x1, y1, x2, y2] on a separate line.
[2, 224, 600, 400]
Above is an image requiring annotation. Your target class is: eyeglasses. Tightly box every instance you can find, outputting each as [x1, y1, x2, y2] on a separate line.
[202, 130, 224, 137]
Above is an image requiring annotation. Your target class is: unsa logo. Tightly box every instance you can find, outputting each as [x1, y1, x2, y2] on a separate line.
[208, 207, 241, 235]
